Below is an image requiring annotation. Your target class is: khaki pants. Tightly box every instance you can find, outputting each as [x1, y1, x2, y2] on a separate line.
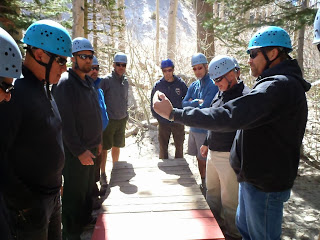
[206, 150, 240, 238]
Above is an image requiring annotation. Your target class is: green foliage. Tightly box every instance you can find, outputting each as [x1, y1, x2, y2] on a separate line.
[0, 0, 72, 37]
[205, 0, 317, 49]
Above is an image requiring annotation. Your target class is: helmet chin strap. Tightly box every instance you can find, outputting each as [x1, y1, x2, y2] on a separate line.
[260, 48, 280, 72]
[27, 47, 54, 100]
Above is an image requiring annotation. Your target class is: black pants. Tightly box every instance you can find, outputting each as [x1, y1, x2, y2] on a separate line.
[62, 148, 96, 240]
[5, 193, 61, 240]
[0, 193, 13, 240]
[158, 122, 185, 159]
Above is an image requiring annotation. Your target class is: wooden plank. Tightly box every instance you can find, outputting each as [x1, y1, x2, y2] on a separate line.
[92, 157, 225, 240]
[92, 211, 225, 240]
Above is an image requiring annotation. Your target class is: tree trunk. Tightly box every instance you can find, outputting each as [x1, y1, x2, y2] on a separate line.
[92, 0, 98, 55]
[155, 0, 160, 64]
[118, 0, 126, 52]
[196, 0, 215, 60]
[84, 0, 88, 38]
[167, 0, 178, 60]
[72, 0, 85, 38]
[297, 0, 307, 75]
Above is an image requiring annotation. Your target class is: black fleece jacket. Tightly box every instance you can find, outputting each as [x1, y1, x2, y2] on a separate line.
[173, 59, 311, 192]
[204, 81, 250, 152]
[0, 66, 64, 209]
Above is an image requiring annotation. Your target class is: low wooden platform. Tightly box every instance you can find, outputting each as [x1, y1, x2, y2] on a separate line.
[92, 158, 225, 240]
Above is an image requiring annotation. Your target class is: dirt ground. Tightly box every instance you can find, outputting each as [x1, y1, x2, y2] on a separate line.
[83, 127, 320, 240]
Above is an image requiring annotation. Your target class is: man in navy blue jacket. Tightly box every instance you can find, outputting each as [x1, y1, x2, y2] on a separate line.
[151, 59, 188, 159]
[153, 26, 311, 240]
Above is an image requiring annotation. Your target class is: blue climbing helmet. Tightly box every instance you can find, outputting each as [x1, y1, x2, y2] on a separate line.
[247, 26, 292, 53]
[208, 55, 236, 80]
[313, 9, 320, 44]
[161, 59, 174, 69]
[22, 19, 72, 57]
[72, 37, 94, 54]
[114, 52, 127, 63]
[0, 27, 22, 78]
[92, 56, 99, 66]
[191, 53, 208, 66]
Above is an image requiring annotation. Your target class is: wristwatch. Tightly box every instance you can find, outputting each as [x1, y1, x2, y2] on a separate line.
[169, 108, 175, 121]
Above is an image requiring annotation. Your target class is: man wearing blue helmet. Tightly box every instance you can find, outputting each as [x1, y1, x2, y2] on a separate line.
[0, 20, 72, 240]
[0, 26, 22, 240]
[182, 53, 218, 193]
[53, 37, 103, 239]
[151, 59, 188, 159]
[153, 26, 311, 240]
[100, 52, 129, 167]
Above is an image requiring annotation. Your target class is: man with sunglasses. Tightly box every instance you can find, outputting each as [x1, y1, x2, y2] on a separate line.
[0, 26, 22, 240]
[151, 59, 188, 159]
[200, 55, 250, 240]
[100, 52, 129, 166]
[153, 26, 311, 240]
[182, 53, 218, 193]
[53, 37, 102, 240]
[0, 20, 72, 240]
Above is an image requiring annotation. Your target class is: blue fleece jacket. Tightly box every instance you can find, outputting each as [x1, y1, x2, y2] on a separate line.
[182, 74, 218, 133]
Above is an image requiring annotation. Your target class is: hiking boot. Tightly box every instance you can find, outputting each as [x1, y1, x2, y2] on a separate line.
[100, 173, 108, 186]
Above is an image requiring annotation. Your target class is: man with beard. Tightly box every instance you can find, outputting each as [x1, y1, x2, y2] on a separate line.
[53, 37, 102, 240]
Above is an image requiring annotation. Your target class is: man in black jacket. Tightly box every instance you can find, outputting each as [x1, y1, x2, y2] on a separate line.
[0, 26, 22, 240]
[200, 55, 249, 240]
[0, 20, 72, 240]
[53, 37, 102, 240]
[153, 26, 311, 240]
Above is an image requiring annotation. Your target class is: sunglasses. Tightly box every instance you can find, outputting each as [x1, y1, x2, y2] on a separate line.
[44, 50, 68, 66]
[116, 63, 127, 67]
[91, 66, 100, 71]
[249, 49, 260, 59]
[162, 68, 173, 73]
[193, 66, 203, 71]
[0, 81, 14, 93]
[213, 75, 225, 83]
[77, 54, 94, 60]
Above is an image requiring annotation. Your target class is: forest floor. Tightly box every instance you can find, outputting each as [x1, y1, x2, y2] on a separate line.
[82, 127, 320, 240]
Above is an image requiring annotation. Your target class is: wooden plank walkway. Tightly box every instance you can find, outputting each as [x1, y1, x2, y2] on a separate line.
[92, 158, 225, 240]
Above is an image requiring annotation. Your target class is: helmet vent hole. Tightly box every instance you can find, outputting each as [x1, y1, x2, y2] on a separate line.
[5, 52, 8, 56]
[57, 38, 60, 41]
[5, 67, 9, 71]
[12, 65, 16, 68]
[12, 53, 15, 57]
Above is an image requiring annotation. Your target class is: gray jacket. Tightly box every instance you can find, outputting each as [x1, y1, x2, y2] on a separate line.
[100, 71, 129, 120]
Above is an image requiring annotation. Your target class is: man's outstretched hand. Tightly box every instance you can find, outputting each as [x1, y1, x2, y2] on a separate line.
[152, 91, 173, 120]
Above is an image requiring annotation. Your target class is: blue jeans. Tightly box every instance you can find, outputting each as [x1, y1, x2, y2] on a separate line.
[236, 182, 291, 240]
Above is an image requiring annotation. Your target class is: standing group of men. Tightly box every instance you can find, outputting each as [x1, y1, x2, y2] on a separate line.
[1, 10, 320, 240]
[0, 19, 129, 240]
[153, 24, 313, 240]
